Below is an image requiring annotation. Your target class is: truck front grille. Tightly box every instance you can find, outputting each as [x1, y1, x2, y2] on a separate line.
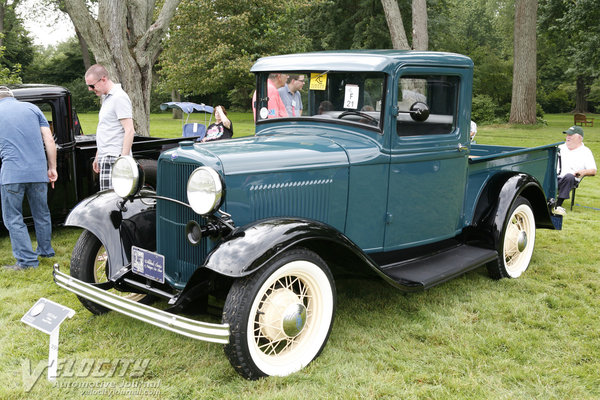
[156, 159, 209, 288]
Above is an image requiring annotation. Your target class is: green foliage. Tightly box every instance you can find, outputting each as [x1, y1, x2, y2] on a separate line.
[0, 56, 22, 84]
[430, 0, 515, 114]
[158, 0, 315, 109]
[0, 2, 35, 71]
[539, 88, 574, 113]
[22, 37, 96, 111]
[471, 94, 501, 124]
[301, 0, 403, 50]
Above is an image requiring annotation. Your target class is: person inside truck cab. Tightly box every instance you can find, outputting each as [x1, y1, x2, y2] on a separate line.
[252, 73, 289, 121]
[555, 125, 597, 214]
[84, 64, 135, 191]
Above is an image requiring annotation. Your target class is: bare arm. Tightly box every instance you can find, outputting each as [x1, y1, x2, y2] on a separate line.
[41, 126, 58, 188]
[119, 118, 135, 156]
[577, 168, 596, 178]
[216, 106, 231, 129]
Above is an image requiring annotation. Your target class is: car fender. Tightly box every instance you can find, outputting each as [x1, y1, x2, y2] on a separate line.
[469, 173, 555, 248]
[201, 217, 374, 277]
[65, 190, 156, 278]
[170, 217, 413, 310]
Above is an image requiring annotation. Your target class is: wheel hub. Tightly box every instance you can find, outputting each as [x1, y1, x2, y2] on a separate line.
[259, 289, 306, 340]
[282, 303, 307, 337]
[517, 231, 527, 252]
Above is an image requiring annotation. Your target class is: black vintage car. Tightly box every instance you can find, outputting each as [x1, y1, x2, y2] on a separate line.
[0, 84, 189, 227]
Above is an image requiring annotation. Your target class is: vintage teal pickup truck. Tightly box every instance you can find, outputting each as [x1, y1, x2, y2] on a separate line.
[54, 50, 562, 380]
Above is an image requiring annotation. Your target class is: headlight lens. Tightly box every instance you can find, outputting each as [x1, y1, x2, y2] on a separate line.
[187, 167, 224, 215]
[112, 156, 141, 198]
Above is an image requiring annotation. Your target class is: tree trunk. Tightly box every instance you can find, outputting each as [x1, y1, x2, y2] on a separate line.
[412, 0, 428, 51]
[574, 75, 589, 113]
[75, 28, 91, 71]
[63, 0, 181, 137]
[381, 0, 410, 50]
[0, 1, 5, 48]
[509, 0, 537, 125]
[171, 89, 182, 119]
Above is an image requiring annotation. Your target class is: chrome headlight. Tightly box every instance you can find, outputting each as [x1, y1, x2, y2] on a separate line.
[187, 167, 224, 215]
[112, 156, 142, 198]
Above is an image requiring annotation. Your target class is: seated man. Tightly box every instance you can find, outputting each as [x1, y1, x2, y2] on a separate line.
[554, 126, 597, 215]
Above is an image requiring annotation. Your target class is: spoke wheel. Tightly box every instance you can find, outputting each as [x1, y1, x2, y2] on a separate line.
[488, 196, 536, 279]
[71, 229, 149, 315]
[223, 248, 335, 380]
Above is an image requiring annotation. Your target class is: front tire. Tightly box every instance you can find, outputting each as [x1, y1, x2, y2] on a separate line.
[488, 196, 536, 279]
[223, 248, 336, 380]
[70, 229, 149, 315]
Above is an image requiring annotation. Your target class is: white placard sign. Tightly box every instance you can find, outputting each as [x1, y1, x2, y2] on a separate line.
[344, 84, 360, 109]
[21, 298, 75, 381]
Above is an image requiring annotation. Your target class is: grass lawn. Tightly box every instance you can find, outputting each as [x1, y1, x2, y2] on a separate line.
[77, 110, 257, 139]
[1, 113, 599, 399]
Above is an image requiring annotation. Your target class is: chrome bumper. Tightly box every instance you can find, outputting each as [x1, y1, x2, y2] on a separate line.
[53, 265, 229, 344]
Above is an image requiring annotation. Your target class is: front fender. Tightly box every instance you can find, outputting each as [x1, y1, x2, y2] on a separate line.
[172, 217, 411, 310]
[65, 190, 156, 278]
[203, 217, 373, 277]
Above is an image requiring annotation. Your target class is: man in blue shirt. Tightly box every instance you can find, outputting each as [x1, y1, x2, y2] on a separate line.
[0, 86, 57, 270]
[278, 74, 305, 117]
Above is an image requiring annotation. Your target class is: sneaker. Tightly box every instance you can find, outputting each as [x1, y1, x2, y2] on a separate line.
[553, 206, 566, 216]
[3, 264, 35, 271]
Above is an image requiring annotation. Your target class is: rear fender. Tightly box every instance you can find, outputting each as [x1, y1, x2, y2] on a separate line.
[469, 173, 556, 248]
[65, 190, 156, 278]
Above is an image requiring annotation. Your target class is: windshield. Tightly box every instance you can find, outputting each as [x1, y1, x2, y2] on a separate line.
[254, 71, 386, 130]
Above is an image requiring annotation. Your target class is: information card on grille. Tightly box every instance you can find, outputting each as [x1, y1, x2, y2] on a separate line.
[131, 246, 165, 283]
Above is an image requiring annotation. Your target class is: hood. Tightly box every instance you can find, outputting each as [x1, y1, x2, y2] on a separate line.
[192, 133, 350, 175]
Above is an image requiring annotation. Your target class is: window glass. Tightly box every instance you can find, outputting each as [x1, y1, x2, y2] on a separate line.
[396, 75, 459, 136]
[35, 102, 55, 135]
[255, 71, 385, 129]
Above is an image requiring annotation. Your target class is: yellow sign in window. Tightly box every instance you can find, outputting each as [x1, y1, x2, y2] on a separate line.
[310, 73, 327, 90]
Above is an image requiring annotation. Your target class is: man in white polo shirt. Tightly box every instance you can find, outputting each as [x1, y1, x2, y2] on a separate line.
[85, 64, 135, 190]
[554, 125, 596, 215]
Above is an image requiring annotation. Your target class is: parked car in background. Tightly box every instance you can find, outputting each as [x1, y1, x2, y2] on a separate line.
[0, 85, 196, 228]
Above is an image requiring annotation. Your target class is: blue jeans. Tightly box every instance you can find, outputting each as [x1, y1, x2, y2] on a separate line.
[1, 182, 54, 267]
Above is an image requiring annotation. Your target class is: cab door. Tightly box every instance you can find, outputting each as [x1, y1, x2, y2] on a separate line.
[384, 68, 470, 251]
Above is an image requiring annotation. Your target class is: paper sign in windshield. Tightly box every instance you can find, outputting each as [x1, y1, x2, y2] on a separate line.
[344, 84, 359, 109]
[310, 73, 327, 90]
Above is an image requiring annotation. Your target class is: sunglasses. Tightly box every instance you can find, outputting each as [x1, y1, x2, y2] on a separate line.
[88, 78, 102, 89]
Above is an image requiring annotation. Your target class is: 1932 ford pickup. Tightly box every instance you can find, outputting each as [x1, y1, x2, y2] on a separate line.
[54, 51, 562, 380]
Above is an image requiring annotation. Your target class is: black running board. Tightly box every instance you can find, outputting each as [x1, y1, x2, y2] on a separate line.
[380, 245, 498, 290]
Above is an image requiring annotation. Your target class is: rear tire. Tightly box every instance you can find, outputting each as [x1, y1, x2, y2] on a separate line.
[70, 229, 150, 315]
[223, 248, 336, 379]
[487, 196, 536, 279]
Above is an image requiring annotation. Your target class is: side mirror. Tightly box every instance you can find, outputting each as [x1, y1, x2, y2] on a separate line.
[409, 102, 430, 122]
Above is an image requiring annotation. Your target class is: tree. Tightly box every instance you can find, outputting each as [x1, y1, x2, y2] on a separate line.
[63, 0, 182, 136]
[303, 0, 401, 51]
[539, 0, 600, 113]
[509, 0, 537, 124]
[158, 0, 313, 109]
[381, 0, 410, 49]
[1, 0, 34, 72]
[411, 0, 428, 50]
